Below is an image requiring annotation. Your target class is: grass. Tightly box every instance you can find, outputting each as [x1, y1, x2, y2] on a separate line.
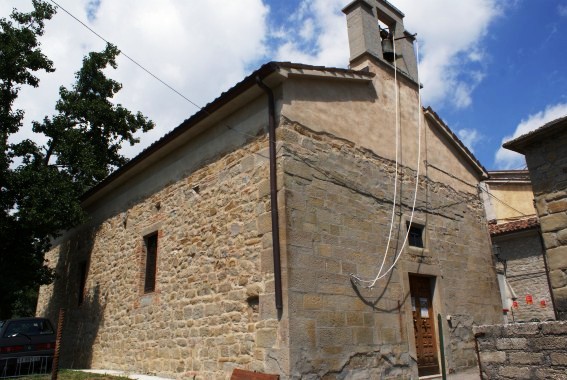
[22, 369, 131, 379]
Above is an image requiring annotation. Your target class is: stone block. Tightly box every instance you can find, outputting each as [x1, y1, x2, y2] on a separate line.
[255, 328, 277, 348]
[548, 200, 567, 214]
[317, 327, 353, 347]
[543, 232, 559, 249]
[503, 323, 540, 336]
[550, 269, 567, 288]
[508, 352, 543, 365]
[496, 337, 527, 350]
[558, 228, 567, 245]
[534, 367, 567, 380]
[303, 293, 327, 310]
[346, 311, 364, 327]
[289, 318, 316, 349]
[479, 350, 506, 363]
[541, 321, 567, 335]
[529, 336, 567, 350]
[498, 366, 533, 380]
[552, 286, 567, 311]
[550, 352, 567, 366]
[546, 246, 567, 271]
[540, 213, 567, 233]
[257, 212, 273, 235]
[354, 327, 375, 345]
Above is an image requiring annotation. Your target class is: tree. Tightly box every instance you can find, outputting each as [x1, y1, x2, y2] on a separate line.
[0, 1, 154, 318]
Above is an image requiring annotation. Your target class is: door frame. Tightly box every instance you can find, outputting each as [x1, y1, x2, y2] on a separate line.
[404, 270, 444, 378]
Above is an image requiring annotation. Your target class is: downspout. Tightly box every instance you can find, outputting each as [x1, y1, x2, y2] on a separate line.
[256, 76, 283, 312]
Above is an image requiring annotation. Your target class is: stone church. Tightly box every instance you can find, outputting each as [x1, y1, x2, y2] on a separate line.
[37, 0, 503, 378]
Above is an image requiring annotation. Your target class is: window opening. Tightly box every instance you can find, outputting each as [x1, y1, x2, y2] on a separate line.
[407, 222, 424, 248]
[78, 261, 88, 306]
[144, 233, 158, 293]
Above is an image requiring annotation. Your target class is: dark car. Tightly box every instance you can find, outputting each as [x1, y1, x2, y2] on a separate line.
[0, 317, 56, 377]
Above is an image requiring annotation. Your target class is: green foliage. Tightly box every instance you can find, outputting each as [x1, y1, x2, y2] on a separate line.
[0, 1, 154, 319]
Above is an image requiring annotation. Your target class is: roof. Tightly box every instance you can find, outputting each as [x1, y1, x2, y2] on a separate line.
[489, 217, 539, 237]
[486, 170, 531, 183]
[81, 62, 375, 204]
[503, 115, 567, 154]
[423, 107, 488, 179]
[80, 60, 485, 206]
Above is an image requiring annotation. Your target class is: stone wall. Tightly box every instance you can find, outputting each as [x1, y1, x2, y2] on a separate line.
[493, 231, 555, 322]
[280, 119, 502, 378]
[474, 321, 567, 379]
[37, 133, 286, 379]
[36, 113, 503, 379]
[526, 130, 567, 319]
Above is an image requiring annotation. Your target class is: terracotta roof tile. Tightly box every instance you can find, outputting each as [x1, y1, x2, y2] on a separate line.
[489, 217, 539, 236]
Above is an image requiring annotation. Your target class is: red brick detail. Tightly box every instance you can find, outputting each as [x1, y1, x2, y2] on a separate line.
[231, 368, 279, 380]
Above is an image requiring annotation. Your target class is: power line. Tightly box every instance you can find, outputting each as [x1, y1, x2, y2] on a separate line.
[48, 0, 273, 148]
[479, 186, 529, 217]
[482, 164, 531, 218]
[48, 0, 202, 110]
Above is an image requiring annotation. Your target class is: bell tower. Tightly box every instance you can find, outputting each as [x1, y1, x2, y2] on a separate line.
[342, 0, 418, 84]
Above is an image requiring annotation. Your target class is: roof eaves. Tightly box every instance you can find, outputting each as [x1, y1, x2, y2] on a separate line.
[81, 61, 374, 204]
[489, 217, 540, 237]
[503, 115, 567, 154]
[424, 107, 488, 179]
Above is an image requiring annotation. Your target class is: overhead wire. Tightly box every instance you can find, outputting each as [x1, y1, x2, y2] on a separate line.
[47, 0, 274, 158]
[48, 0, 202, 111]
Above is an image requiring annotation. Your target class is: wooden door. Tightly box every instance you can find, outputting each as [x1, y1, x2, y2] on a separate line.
[409, 275, 440, 377]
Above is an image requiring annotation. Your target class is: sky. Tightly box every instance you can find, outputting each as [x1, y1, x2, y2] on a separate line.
[2, 0, 567, 171]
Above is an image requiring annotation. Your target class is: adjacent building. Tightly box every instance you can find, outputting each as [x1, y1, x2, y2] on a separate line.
[481, 170, 555, 322]
[37, 1, 503, 378]
[503, 115, 567, 321]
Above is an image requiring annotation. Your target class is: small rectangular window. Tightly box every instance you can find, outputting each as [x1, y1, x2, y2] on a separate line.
[144, 233, 158, 293]
[407, 222, 424, 248]
[78, 261, 88, 306]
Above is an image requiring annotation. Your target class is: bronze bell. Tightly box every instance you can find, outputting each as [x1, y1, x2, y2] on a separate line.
[381, 38, 395, 62]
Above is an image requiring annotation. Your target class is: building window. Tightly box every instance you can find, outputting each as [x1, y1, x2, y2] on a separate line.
[407, 222, 424, 248]
[78, 261, 88, 306]
[144, 233, 158, 293]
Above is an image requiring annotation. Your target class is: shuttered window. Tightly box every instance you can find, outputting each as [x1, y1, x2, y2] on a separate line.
[144, 233, 158, 293]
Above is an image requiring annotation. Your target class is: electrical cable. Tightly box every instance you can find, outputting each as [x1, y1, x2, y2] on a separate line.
[48, 0, 202, 111]
[48, 0, 276, 159]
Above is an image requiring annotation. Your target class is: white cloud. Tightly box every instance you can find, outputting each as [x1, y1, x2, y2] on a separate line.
[394, 0, 501, 109]
[4, 0, 269, 159]
[273, 0, 349, 67]
[3, 0, 505, 162]
[559, 5, 567, 17]
[457, 128, 482, 153]
[271, 0, 501, 110]
[495, 103, 567, 169]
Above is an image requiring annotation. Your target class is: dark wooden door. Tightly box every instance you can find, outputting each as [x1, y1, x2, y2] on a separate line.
[409, 275, 440, 377]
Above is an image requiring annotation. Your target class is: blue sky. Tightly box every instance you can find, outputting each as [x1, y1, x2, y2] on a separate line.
[3, 0, 567, 170]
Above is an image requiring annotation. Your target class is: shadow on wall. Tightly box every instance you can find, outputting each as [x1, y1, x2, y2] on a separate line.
[42, 226, 106, 369]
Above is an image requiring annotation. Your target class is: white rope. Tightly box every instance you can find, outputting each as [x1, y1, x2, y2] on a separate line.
[351, 39, 423, 288]
[350, 35, 399, 288]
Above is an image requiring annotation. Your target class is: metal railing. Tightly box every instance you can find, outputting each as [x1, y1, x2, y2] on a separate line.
[0, 356, 53, 378]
